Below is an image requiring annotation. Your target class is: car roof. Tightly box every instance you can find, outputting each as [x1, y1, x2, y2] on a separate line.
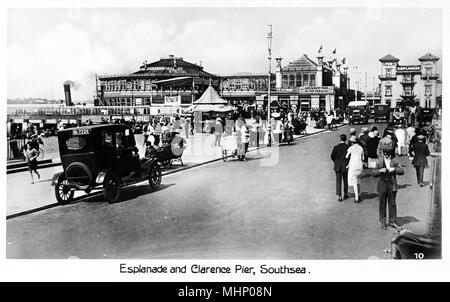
[58, 124, 131, 133]
[348, 101, 369, 107]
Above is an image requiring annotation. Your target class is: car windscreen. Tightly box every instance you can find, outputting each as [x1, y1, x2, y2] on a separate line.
[66, 136, 87, 151]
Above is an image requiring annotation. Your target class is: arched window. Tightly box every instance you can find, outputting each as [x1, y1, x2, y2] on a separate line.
[310, 74, 316, 86]
[282, 75, 288, 88]
[303, 74, 309, 86]
[296, 73, 302, 87]
[385, 85, 392, 97]
[289, 75, 295, 88]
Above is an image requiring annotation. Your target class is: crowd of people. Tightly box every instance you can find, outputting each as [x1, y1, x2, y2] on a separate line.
[331, 119, 439, 230]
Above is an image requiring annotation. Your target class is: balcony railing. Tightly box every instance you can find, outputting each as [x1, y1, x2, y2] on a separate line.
[221, 90, 258, 97]
[379, 75, 397, 80]
[102, 90, 199, 97]
[421, 74, 439, 80]
[7, 105, 155, 116]
[400, 94, 416, 99]
[400, 80, 416, 85]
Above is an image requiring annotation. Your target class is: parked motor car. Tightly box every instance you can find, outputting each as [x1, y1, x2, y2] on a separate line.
[347, 101, 370, 125]
[418, 108, 435, 126]
[373, 104, 390, 123]
[51, 124, 162, 204]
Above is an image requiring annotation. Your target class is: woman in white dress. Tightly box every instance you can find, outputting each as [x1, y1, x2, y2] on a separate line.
[395, 127, 407, 156]
[306, 112, 311, 126]
[346, 136, 364, 203]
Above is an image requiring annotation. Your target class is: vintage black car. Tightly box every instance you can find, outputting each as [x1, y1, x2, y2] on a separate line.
[347, 101, 370, 125]
[373, 104, 390, 123]
[51, 124, 162, 204]
[418, 107, 435, 126]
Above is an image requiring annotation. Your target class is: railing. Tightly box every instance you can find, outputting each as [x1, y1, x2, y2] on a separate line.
[421, 74, 439, 80]
[427, 149, 441, 236]
[400, 80, 416, 84]
[7, 137, 26, 160]
[102, 90, 198, 96]
[221, 90, 259, 96]
[7, 105, 155, 116]
[379, 75, 397, 80]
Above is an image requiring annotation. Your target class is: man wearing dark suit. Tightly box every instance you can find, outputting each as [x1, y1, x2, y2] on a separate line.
[331, 134, 349, 202]
[411, 135, 430, 186]
[372, 149, 404, 230]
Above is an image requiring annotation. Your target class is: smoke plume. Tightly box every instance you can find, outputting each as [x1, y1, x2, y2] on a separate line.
[63, 80, 81, 90]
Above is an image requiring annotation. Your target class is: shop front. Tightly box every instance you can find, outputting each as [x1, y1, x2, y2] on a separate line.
[297, 86, 335, 112]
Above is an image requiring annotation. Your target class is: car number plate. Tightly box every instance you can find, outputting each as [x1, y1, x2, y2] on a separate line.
[72, 128, 90, 135]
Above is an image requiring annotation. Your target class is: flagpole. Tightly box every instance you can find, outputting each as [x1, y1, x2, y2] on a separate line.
[365, 72, 367, 103]
[267, 24, 272, 147]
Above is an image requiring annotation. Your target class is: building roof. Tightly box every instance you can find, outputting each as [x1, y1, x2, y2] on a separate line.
[379, 54, 400, 62]
[220, 72, 269, 78]
[132, 55, 217, 78]
[283, 54, 319, 71]
[418, 53, 440, 61]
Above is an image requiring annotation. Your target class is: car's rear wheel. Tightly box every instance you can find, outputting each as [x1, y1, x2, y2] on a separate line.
[55, 174, 74, 205]
[103, 172, 121, 203]
[149, 164, 162, 189]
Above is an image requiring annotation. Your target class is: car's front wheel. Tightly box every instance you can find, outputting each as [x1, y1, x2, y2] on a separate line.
[103, 172, 121, 203]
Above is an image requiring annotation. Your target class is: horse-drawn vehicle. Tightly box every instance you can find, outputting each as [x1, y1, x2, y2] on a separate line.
[51, 124, 162, 204]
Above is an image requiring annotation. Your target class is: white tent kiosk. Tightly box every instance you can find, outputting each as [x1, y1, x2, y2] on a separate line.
[186, 84, 236, 113]
[185, 84, 236, 133]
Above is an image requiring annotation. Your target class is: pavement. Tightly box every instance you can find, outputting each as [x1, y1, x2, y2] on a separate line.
[6, 122, 439, 259]
[6, 123, 331, 217]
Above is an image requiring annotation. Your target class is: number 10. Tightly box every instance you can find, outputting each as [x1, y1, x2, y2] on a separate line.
[414, 253, 424, 259]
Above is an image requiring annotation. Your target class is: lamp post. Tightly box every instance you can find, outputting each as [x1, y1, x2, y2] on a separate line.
[267, 24, 273, 146]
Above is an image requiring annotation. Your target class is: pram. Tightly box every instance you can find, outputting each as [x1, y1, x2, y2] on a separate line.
[153, 135, 185, 168]
[221, 134, 239, 162]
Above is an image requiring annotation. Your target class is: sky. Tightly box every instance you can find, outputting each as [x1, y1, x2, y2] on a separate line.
[7, 6, 443, 102]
